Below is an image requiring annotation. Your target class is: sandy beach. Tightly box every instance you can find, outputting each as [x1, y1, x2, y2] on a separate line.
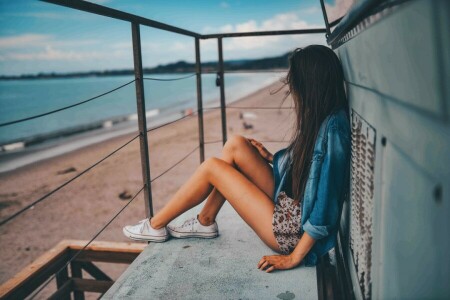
[0, 80, 297, 296]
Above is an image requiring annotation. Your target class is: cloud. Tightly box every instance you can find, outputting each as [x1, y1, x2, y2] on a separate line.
[0, 34, 104, 62]
[220, 2, 229, 9]
[3, 11, 93, 20]
[206, 11, 318, 34]
[201, 11, 324, 54]
[0, 34, 51, 48]
[0, 33, 99, 49]
[2, 45, 103, 61]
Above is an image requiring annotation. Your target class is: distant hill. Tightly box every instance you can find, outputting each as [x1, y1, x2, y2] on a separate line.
[0, 52, 290, 80]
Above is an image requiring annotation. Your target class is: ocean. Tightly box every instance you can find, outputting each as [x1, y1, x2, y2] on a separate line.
[0, 72, 284, 172]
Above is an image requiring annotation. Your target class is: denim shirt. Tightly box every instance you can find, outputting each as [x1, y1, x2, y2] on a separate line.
[271, 108, 351, 266]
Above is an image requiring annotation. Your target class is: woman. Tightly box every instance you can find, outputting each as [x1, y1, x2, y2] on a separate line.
[123, 45, 351, 272]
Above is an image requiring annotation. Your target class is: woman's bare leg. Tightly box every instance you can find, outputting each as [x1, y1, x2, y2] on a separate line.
[151, 134, 273, 227]
[197, 135, 274, 226]
[150, 137, 279, 251]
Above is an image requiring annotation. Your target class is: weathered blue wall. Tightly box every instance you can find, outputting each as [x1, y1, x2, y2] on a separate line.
[336, 0, 449, 299]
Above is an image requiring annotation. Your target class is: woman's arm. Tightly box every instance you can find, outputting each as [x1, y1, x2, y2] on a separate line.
[257, 231, 316, 273]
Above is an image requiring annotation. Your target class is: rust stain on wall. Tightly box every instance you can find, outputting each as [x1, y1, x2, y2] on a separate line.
[350, 109, 376, 299]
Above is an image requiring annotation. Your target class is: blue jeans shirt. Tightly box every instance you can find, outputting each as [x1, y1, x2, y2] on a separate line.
[272, 108, 351, 266]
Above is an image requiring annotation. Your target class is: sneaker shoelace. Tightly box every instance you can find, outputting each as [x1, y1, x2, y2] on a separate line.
[137, 219, 149, 233]
[181, 217, 197, 230]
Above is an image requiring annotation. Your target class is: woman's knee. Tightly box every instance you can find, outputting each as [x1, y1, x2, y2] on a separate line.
[200, 157, 225, 178]
[223, 134, 249, 155]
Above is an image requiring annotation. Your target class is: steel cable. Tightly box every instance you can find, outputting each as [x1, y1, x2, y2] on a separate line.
[0, 79, 137, 127]
[0, 134, 140, 227]
[146, 109, 199, 133]
[142, 73, 196, 81]
[150, 145, 199, 182]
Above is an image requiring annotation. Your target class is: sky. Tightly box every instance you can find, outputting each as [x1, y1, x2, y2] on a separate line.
[0, 0, 330, 76]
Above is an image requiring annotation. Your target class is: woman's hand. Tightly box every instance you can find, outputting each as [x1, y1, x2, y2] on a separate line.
[257, 254, 301, 273]
[247, 138, 273, 164]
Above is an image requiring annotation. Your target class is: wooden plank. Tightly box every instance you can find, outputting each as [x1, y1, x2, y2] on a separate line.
[72, 278, 113, 293]
[0, 240, 71, 299]
[0, 240, 145, 299]
[80, 262, 112, 281]
[71, 250, 141, 264]
[65, 239, 147, 254]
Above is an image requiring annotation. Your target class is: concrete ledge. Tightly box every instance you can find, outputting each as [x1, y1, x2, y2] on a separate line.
[103, 202, 318, 299]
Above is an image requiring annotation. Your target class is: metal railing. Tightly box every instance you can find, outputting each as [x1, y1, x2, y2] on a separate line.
[36, 0, 326, 220]
[0, 0, 328, 298]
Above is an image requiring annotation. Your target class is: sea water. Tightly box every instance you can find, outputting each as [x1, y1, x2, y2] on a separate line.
[0, 72, 284, 172]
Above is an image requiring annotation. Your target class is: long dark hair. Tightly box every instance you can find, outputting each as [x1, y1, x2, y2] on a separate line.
[277, 45, 348, 201]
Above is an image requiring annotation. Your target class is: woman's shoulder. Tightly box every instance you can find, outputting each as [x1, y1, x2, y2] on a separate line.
[322, 107, 351, 138]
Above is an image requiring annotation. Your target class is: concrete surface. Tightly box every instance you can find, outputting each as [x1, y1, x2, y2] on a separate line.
[103, 202, 318, 299]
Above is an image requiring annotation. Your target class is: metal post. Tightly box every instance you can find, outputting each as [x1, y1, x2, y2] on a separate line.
[319, 0, 331, 38]
[131, 22, 154, 217]
[217, 37, 228, 146]
[195, 37, 205, 163]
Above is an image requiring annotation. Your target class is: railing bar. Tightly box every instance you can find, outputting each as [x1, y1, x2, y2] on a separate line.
[0, 134, 140, 227]
[142, 73, 196, 81]
[201, 28, 327, 39]
[195, 37, 205, 163]
[217, 37, 227, 146]
[131, 22, 154, 218]
[0, 79, 136, 128]
[39, 1, 326, 40]
[319, 0, 332, 37]
[40, 0, 200, 38]
[28, 185, 145, 300]
[151, 145, 199, 183]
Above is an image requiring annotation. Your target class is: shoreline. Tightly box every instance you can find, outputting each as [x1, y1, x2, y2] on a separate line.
[0, 77, 280, 174]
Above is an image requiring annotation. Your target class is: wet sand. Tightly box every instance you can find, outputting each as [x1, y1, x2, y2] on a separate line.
[0, 80, 296, 297]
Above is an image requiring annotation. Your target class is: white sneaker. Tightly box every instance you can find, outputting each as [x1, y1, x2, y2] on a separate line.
[167, 214, 219, 239]
[122, 218, 169, 242]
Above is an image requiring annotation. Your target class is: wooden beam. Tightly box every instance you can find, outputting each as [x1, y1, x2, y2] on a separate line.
[0, 241, 71, 299]
[0, 240, 146, 299]
[71, 249, 141, 264]
[72, 278, 113, 293]
[80, 262, 112, 281]
[65, 239, 147, 254]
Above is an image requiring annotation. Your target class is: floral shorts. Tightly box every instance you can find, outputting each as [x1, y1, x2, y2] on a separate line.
[272, 191, 303, 255]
